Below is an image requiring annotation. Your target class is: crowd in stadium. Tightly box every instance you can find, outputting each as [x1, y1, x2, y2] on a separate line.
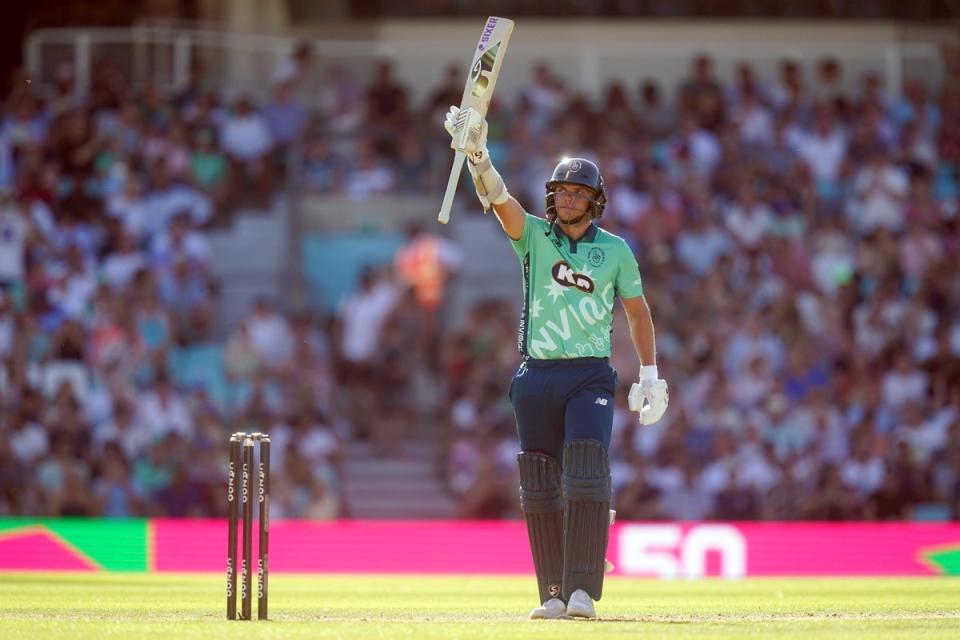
[435, 49, 960, 521]
[0, 41, 958, 522]
[0, 49, 345, 519]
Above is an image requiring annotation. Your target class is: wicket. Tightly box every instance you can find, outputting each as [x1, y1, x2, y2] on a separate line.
[227, 432, 270, 620]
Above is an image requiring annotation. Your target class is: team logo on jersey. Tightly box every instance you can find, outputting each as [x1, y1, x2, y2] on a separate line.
[551, 261, 595, 293]
[588, 247, 605, 267]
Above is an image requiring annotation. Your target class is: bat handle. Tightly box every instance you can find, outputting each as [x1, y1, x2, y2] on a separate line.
[450, 107, 480, 150]
[438, 150, 467, 224]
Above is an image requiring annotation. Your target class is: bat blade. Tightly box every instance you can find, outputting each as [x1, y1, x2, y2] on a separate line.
[437, 16, 515, 224]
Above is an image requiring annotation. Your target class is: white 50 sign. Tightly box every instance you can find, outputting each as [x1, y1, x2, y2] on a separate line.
[618, 524, 747, 579]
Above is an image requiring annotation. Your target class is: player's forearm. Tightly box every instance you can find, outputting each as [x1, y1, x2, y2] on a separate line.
[624, 296, 668, 424]
[625, 299, 657, 367]
[492, 195, 525, 240]
[469, 150, 524, 239]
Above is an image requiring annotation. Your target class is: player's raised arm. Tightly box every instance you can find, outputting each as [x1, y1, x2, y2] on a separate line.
[442, 106, 525, 240]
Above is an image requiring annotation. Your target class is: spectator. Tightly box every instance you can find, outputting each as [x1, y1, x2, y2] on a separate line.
[261, 81, 307, 151]
[344, 137, 395, 198]
[9, 410, 49, 466]
[155, 463, 206, 517]
[675, 211, 732, 276]
[224, 323, 260, 382]
[106, 175, 149, 238]
[794, 104, 847, 189]
[659, 458, 714, 521]
[456, 455, 514, 519]
[678, 53, 726, 130]
[189, 127, 231, 208]
[157, 258, 214, 341]
[151, 212, 210, 275]
[840, 433, 885, 498]
[220, 97, 273, 204]
[849, 145, 908, 234]
[615, 456, 661, 520]
[881, 353, 929, 411]
[101, 232, 145, 291]
[143, 162, 212, 234]
[637, 80, 675, 139]
[48, 245, 97, 319]
[731, 84, 774, 146]
[301, 138, 341, 193]
[394, 223, 462, 315]
[724, 185, 773, 251]
[136, 373, 192, 440]
[712, 467, 761, 520]
[337, 267, 400, 382]
[244, 297, 295, 374]
[812, 57, 847, 114]
[271, 40, 315, 95]
[669, 113, 722, 179]
[802, 464, 855, 520]
[93, 450, 142, 517]
[0, 197, 30, 288]
[521, 63, 566, 132]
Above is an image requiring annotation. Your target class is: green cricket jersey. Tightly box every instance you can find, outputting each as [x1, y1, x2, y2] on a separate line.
[510, 212, 644, 360]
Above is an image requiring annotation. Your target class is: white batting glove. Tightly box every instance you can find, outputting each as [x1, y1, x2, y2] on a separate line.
[442, 105, 460, 137]
[628, 365, 669, 426]
[443, 105, 488, 157]
[444, 105, 507, 211]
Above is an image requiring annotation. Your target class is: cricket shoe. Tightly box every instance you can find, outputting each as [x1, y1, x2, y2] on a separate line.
[565, 589, 597, 619]
[528, 598, 567, 620]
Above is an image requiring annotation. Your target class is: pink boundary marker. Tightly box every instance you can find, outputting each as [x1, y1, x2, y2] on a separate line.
[150, 520, 960, 576]
[0, 530, 97, 571]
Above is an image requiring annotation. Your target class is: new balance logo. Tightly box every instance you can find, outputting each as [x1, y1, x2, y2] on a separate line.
[595, 397, 608, 406]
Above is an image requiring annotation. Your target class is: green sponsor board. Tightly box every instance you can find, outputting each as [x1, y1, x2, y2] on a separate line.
[922, 546, 960, 576]
[0, 518, 149, 571]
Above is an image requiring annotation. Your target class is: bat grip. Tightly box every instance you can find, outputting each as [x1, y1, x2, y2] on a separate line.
[450, 107, 483, 152]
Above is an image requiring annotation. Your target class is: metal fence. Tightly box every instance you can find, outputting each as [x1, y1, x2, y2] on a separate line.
[24, 26, 380, 101]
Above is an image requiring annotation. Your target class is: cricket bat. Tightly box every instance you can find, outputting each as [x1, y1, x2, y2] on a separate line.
[437, 16, 515, 224]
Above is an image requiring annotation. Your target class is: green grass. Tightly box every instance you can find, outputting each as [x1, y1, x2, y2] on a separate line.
[1, 573, 959, 639]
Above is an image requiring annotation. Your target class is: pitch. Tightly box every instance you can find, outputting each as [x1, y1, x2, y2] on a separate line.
[1, 573, 958, 638]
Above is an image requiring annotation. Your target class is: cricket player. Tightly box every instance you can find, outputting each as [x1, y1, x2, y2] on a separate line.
[444, 106, 669, 619]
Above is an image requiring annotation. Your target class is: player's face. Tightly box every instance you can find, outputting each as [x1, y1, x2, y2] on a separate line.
[554, 184, 594, 222]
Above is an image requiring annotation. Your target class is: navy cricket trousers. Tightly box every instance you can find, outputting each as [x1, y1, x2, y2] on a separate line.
[508, 357, 618, 462]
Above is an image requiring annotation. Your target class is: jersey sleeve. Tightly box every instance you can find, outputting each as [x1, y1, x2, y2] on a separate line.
[508, 212, 544, 259]
[614, 241, 644, 298]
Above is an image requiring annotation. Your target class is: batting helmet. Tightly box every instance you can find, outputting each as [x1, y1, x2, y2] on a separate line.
[544, 157, 607, 221]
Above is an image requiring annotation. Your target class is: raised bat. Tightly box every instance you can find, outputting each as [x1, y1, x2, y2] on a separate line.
[437, 16, 515, 224]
